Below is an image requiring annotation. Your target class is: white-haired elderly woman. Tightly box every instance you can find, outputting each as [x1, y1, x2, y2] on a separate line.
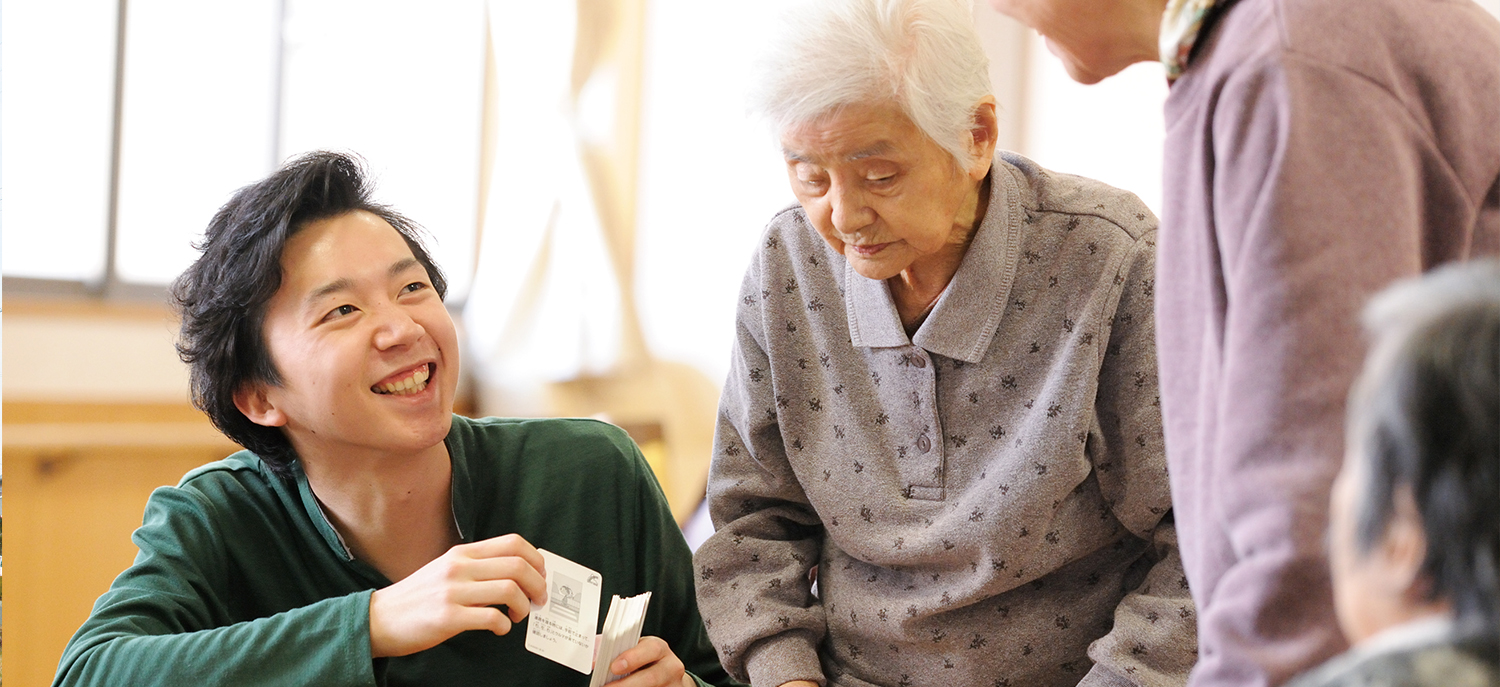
[692, 1, 1196, 686]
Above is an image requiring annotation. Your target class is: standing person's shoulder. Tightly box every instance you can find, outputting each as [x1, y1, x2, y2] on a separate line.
[1275, 0, 1500, 66]
[997, 151, 1157, 244]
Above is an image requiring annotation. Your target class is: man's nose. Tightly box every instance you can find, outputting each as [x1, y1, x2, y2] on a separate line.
[372, 304, 424, 350]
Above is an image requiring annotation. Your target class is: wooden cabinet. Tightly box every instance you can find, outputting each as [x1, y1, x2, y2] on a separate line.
[3, 404, 240, 687]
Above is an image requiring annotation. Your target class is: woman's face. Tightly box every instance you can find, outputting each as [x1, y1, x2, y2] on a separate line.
[986, 0, 1161, 85]
[780, 101, 990, 282]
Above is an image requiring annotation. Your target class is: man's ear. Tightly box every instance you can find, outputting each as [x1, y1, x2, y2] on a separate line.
[233, 382, 288, 428]
[967, 96, 1000, 181]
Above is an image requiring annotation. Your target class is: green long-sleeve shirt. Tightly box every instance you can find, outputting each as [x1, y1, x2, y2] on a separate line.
[54, 415, 735, 687]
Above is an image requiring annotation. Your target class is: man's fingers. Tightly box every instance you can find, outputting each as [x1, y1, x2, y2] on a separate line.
[460, 533, 546, 575]
[449, 578, 539, 621]
[461, 555, 548, 604]
[452, 604, 514, 636]
[608, 636, 682, 686]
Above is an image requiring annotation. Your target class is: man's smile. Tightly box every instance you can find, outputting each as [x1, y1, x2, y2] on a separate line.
[373, 362, 434, 396]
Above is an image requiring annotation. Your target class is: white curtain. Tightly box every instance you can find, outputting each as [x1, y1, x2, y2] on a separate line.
[463, 1, 625, 392]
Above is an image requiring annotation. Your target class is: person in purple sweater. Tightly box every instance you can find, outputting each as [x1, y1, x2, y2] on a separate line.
[980, 0, 1500, 685]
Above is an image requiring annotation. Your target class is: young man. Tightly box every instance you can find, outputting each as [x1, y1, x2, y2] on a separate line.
[980, 0, 1500, 684]
[1289, 261, 1499, 686]
[52, 151, 734, 687]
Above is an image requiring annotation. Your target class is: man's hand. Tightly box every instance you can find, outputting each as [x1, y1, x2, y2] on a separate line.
[368, 533, 547, 658]
[605, 636, 696, 687]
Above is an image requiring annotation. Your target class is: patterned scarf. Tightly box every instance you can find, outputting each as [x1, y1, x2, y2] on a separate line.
[1159, 0, 1225, 81]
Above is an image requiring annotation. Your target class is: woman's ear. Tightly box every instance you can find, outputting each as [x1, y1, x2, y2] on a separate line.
[1380, 486, 1432, 598]
[967, 96, 1000, 180]
[234, 382, 288, 428]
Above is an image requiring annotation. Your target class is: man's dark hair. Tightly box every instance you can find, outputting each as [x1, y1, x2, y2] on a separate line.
[171, 151, 448, 476]
[1349, 260, 1500, 634]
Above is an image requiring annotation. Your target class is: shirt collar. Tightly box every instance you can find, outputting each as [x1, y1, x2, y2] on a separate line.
[844, 155, 1024, 363]
[1160, 0, 1227, 81]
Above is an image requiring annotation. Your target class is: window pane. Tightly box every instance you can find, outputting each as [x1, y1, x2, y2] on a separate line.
[279, 0, 485, 301]
[113, 0, 280, 284]
[1, 0, 118, 281]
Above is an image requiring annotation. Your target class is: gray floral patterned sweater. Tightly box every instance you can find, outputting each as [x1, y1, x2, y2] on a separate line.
[694, 152, 1196, 687]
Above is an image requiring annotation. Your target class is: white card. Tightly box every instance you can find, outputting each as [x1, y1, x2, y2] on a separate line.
[525, 549, 604, 674]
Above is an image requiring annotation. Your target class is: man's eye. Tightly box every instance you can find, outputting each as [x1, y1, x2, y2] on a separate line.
[402, 282, 427, 294]
[325, 304, 357, 321]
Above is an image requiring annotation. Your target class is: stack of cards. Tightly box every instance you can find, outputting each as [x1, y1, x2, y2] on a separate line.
[525, 550, 654, 685]
[589, 591, 653, 687]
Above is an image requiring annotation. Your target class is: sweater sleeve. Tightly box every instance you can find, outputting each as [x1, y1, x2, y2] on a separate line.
[52, 484, 375, 687]
[1082, 234, 1197, 687]
[1186, 53, 1457, 685]
[694, 251, 829, 687]
[620, 436, 741, 687]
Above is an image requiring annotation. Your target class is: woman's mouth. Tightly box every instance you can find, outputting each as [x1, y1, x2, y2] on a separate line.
[372, 363, 433, 396]
[848, 242, 891, 257]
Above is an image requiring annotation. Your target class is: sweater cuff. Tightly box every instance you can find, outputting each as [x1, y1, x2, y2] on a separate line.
[744, 631, 825, 687]
[1079, 663, 1135, 687]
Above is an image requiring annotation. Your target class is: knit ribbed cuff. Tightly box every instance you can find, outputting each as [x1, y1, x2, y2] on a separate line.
[744, 631, 825, 687]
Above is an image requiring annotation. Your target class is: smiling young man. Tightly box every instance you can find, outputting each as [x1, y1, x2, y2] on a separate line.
[51, 152, 734, 687]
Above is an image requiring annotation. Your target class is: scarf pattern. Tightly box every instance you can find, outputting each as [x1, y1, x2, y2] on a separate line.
[1160, 0, 1222, 81]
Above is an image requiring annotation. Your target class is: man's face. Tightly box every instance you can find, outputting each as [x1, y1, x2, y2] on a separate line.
[986, 0, 1159, 84]
[240, 210, 460, 461]
[780, 101, 987, 282]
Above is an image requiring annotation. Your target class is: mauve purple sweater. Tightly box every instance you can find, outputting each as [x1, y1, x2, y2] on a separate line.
[1157, 0, 1500, 686]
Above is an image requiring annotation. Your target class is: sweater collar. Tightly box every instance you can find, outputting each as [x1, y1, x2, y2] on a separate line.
[844, 154, 1023, 363]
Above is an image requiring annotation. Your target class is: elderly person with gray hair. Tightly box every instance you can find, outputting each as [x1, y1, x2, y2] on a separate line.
[692, 1, 1195, 686]
[1290, 261, 1500, 687]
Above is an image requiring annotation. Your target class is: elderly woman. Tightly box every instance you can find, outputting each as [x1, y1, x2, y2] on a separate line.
[692, 1, 1195, 686]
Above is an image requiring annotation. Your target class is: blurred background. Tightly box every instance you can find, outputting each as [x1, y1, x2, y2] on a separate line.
[3, 0, 1495, 684]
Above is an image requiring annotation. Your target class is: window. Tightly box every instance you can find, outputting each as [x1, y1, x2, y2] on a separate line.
[2, 0, 485, 301]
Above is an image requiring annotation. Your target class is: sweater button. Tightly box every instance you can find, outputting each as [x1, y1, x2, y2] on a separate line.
[913, 356, 927, 369]
[917, 434, 932, 453]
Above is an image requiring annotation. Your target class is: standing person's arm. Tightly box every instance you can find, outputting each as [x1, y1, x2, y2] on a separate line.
[1190, 56, 1465, 685]
[1080, 232, 1197, 686]
[694, 255, 828, 687]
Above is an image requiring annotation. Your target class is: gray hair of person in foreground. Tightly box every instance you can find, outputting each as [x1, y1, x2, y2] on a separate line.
[1347, 259, 1500, 635]
[752, 0, 992, 168]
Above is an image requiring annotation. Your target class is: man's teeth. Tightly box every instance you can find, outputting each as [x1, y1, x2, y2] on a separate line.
[375, 365, 431, 395]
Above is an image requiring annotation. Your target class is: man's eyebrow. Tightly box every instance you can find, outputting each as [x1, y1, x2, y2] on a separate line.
[305, 278, 355, 308]
[303, 259, 424, 310]
[782, 148, 811, 163]
[390, 257, 422, 278]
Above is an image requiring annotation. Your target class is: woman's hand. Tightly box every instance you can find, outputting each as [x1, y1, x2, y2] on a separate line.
[368, 533, 547, 658]
[605, 636, 696, 687]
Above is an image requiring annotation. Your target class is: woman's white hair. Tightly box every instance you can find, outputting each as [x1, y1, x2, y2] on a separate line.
[753, 0, 993, 168]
